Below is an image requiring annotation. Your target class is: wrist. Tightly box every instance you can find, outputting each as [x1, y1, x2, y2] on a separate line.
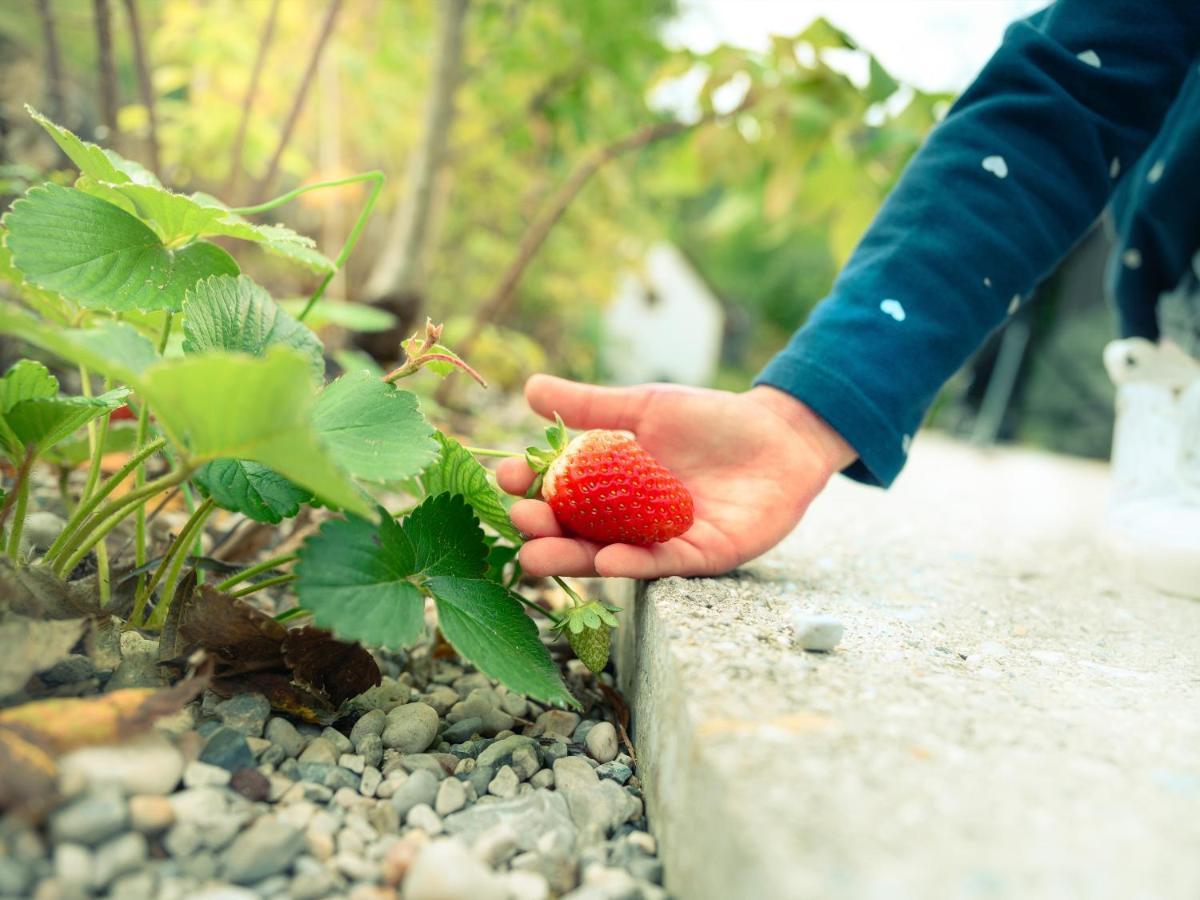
[745, 385, 859, 473]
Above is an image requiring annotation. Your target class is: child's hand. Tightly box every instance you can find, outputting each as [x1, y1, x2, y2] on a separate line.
[496, 375, 856, 578]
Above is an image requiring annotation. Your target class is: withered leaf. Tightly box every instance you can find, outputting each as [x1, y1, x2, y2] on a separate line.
[0, 558, 104, 620]
[0, 617, 85, 696]
[0, 728, 58, 813]
[283, 626, 381, 707]
[206, 670, 336, 724]
[174, 584, 286, 665]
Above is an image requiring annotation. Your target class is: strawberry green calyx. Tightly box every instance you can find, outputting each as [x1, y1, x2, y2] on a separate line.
[524, 413, 568, 473]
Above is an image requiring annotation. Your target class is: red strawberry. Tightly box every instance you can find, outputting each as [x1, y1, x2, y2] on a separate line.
[530, 423, 693, 546]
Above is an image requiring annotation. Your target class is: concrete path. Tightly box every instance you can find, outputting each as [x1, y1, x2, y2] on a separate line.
[613, 436, 1200, 900]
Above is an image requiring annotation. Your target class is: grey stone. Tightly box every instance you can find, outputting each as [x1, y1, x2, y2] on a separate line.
[382, 702, 439, 753]
[403, 838, 507, 900]
[338, 753, 366, 774]
[585, 722, 619, 763]
[320, 726, 353, 756]
[553, 757, 637, 842]
[539, 740, 570, 768]
[499, 692, 529, 719]
[487, 765, 519, 799]
[441, 716, 484, 744]
[21, 510, 65, 553]
[57, 732, 184, 795]
[463, 764, 495, 798]
[183, 760, 232, 788]
[356, 732, 384, 769]
[349, 708, 385, 749]
[406, 803, 444, 835]
[530, 769, 556, 790]
[446, 689, 515, 736]
[791, 613, 844, 652]
[322, 766, 361, 792]
[389, 768, 439, 818]
[108, 869, 157, 900]
[594, 761, 632, 785]
[359, 765, 382, 798]
[561, 867, 643, 900]
[53, 842, 92, 893]
[92, 832, 147, 888]
[215, 693, 271, 737]
[444, 789, 576, 857]
[163, 822, 203, 858]
[530, 710, 580, 740]
[199, 727, 256, 772]
[106, 631, 165, 689]
[289, 863, 338, 900]
[423, 685, 460, 715]
[453, 672, 493, 694]
[168, 786, 229, 827]
[223, 818, 305, 884]
[49, 785, 128, 845]
[0, 857, 32, 897]
[41, 653, 94, 685]
[265, 717, 306, 758]
[435, 775, 468, 816]
[400, 753, 451, 779]
[296, 736, 338, 766]
[476, 734, 539, 770]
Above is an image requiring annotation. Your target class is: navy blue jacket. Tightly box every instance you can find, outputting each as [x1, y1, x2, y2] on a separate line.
[755, 0, 1200, 486]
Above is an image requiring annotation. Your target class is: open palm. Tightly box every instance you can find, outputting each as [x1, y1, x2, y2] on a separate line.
[496, 375, 856, 579]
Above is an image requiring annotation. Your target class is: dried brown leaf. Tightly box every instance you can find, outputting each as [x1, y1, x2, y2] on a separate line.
[0, 617, 85, 696]
[283, 626, 381, 707]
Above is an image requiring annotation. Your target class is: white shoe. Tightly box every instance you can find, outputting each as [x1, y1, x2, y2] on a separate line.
[1102, 339, 1200, 599]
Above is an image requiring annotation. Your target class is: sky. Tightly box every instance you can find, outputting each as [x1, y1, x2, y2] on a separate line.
[663, 0, 1048, 94]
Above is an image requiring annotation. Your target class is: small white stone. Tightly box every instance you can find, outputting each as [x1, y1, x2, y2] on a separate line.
[585, 722, 619, 764]
[981, 155, 1008, 178]
[791, 613, 844, 652]
[487, 766, 520, 799]
[406, 803, 444, 835]
[435, 776, 467, 817]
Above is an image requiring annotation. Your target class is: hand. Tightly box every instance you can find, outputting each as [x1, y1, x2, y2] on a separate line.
[496, 375, 857, 579]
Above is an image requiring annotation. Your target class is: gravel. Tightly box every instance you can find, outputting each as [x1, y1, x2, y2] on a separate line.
[790, 612, 845, 652]
[586, 721, 619, 763]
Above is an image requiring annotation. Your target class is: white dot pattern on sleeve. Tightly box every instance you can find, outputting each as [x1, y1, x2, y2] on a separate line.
[879, 299, 906, 322]
[981, 156, 1008, 178]
[1110, 157, 1121, 178]
[1122, 248, 1142, 269]
[1147, 160, 1165, 184]
[983, 276, 993, 288]
[1076, 49, 1101, 67]
[1008, 295, 1021, 315]
[902, 434, 912, 454]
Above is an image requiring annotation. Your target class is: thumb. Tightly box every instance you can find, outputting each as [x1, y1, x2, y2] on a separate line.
[525, 374, 646, 431]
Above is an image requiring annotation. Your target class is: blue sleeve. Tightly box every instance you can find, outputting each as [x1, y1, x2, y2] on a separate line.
[754, 0, 1200, 486]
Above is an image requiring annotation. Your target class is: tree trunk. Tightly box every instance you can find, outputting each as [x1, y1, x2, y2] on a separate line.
[225, 0, 281, 199]
[255, 0, 345, 201]
[35, 0, 66, 123]
[357, 0, 469, 361]
[92, 0, 119, 143]
[122, 0, 160, 173]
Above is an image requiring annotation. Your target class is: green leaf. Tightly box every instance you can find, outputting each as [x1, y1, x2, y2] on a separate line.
[312, 371, 439, 483]
[295, 494, 489, 650]
[182, 275, 325, 381]
[795, 17, 856, 50]
[865, 56, 900, 104]
[2, 184, 239, 312]
[0, 302, 159, 383]
[428, 576, 576, 708]
[421, 432, 521, 542]
[136, 347, 369, 516]
[279, 299, 398, 333]
[194, 459, 312, 524]
[2, 390, 127, 458]
[43, 422, 138, 468]
[0, 360, 57, 413]
[26, 105, 157, 186]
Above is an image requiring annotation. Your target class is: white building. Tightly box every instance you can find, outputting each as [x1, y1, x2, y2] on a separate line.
[603, 242, 725, 386]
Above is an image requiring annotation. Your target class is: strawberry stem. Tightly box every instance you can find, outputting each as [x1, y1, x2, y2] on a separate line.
[524, 473, 544, 500]
[552, 575, 585, 607]
[512, 591, 563, 626]
[462, 447, 521, 459]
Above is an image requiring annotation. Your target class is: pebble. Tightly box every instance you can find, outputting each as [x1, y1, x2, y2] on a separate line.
[488, 766, 520, 799]
[791, 613, 844, 652]
[265, 717, 306, 757]
[350, 709, 386, 749]
[92, 832, 147, 888]
[441, 716, 484, 744]
[107, 632, 165, 689]
[53, 842, 92, 893]
[530, 769, 556, 790]
[554, 757, 638, 843]
[476, 734, 538, 770]
[502, 870, 551, 900]
[595, 761, 633, 785]
[359, 766, 383, 798]
[230, 767, 271, 802]
[297, 736, 339, 766]
[215, 693, 271, 737]
[41, 653, 95, 685]
[390, 769, 439, 818]
[382, 702, 440, 753]
[0, 857, 32, 897]
[423, 685, 460, 716]
[531, 710, 581, 740]
[444, 790, 576, 858]
[57, 733, 184, 796]
[49, 785, 128, 845]
[586, 722, 619, 763]
[22, 510, 66, 552]
[357, 732, 384, 769]
[499, 693, 529, 719]
[435, 776, 467, 816]
[183, 760, 232, 788]
[222, 818, 305, 884]
[199, 727, 257, 772]
[321, 726, 354, 756]
[403, 838, 507, 900]
[447, 689, 515, 736]
[407, 803, 445, 835]
[339, 752, 366, 774]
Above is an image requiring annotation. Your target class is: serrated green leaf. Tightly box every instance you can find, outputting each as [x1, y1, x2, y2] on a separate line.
[3, 183, 239, 312]
[865, 55, 900, 104]
[42, 421, 138, 467]
[279, 299, 398, 333]
[26, 105, 150, 186]
[0, 360, 58, 413]
[312, 371, 439, 483]
[295, 494, 488, 650]
[2, 390, 127, 458]
[0, 302, 159, 383]
[421, 432, 521, 542]
[194, 458, 312, 524]
[486, 542, 519, 583]
[182, 275, 325, 382]
[428, 576, 576, 708]
[136, 347, 368, 516]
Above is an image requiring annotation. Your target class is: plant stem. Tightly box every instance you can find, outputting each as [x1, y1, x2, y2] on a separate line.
[138, 497, 214, 625]
[44, 437, 166, 564]
[146, 500, 214, 629]
[462, 447, 521, 459]
[274, 606, 310, 623]
[231, 573, 295, 598]
[4, 449, 35, 561]
[78, 367, 112, 505]
[524, 473, 544, 499]
[513, 591, 563, 626]
[132, 314, 173, 595]
[552, 575, 585, 607]
[214, 552, 299, 593]
[54, 466, 192, 578]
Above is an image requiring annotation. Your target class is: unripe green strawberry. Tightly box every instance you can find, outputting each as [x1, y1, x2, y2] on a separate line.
[528, 419, 693, 546]
[556, 600, 621, 674]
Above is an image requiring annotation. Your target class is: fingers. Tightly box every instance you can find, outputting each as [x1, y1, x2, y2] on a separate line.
[509, 499, 563, 538]
[496, 458, 537, 496]
[525, 374, 646, 432]
[518, 537, 602, 577]
[593, 537, 714, 579]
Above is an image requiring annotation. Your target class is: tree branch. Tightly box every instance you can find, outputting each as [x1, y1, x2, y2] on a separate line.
[35, 0, 66, 123]
[255, 0, 345, 201]
[92, 0, 119, 144]
[122, 0, 160, 173]
[226, 0, 281, 199]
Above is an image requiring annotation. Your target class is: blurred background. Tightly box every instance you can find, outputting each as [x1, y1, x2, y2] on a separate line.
[0, 0, 1117, 459]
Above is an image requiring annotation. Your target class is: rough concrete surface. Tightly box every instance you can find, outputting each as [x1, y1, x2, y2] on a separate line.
[614, 435, 1200, 900]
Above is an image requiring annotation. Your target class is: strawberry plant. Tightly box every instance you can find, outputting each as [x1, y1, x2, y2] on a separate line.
[0, 106, 619, 711]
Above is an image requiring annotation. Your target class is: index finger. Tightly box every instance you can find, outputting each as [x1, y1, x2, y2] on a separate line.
[496, 457, 537, 496]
